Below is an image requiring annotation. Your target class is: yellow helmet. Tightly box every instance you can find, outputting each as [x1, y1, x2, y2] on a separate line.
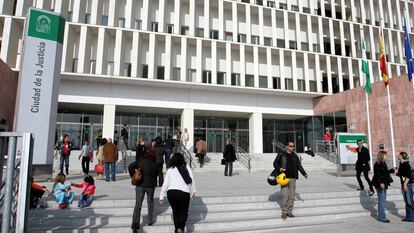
[276, 173, 289, 186]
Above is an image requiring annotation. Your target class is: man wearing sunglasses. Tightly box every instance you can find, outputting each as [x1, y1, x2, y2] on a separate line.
[273, 141, 308, 220]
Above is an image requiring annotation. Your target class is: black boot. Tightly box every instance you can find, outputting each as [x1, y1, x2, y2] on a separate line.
[66, 167, 69, 175]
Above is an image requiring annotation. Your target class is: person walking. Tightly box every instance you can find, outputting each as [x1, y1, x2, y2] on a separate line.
[160, 153, 196, 233]
[355, 140, 375, 196]
[223, 140, 236, 176]
[164, 136, 175, 168]
[135, 138, 146, 163]
[78, 139, 93, 175]
[120, 124, 129, 150]
[195, 137, 207, 168]
[131, 149, 159, 232]
[154, 137, 165, 186]
[103, 138, 119, 182]
[273, 141, 308, 220]
[95, 138, 106, 180]
[372, 150, 394, 223]
[57, 135, 73, 175]
[396, 151, 414, 222]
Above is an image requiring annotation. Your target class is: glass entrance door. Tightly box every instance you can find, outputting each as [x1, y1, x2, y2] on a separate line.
[206, 129, 224, 153]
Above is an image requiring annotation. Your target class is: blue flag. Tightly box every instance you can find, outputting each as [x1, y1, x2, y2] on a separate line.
[404, 19, 414, 82]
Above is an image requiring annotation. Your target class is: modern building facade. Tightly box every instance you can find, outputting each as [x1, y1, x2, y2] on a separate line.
[1, 0, 413, 157]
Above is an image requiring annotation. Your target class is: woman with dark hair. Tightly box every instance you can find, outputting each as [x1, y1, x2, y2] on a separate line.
[396, 151, 414, 222]
[135, 138, 146, 163]
[159, 153, 196, 233]
[131, 148, 159, 232]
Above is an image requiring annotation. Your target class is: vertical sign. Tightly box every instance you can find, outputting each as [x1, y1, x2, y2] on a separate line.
[15, 8, 65, 165]
[336, 133, 367, 164]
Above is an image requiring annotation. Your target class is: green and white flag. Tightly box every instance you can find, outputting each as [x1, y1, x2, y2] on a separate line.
[361, 34, 372, 94]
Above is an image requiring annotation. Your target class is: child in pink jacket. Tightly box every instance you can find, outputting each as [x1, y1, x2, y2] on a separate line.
[72, 175, 96, 208]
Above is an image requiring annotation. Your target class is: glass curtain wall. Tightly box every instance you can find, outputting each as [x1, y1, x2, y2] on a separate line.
[194, 117, 249, 153]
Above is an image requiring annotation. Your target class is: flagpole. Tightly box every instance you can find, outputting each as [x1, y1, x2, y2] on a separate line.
[360, 25, 373, 169]
[380, 19, 397, 167]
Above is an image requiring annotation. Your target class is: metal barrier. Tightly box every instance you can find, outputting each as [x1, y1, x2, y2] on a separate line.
[271, 139, 302, 161]
[0, 132, 33, 233]
[233, 144, 251, 172]
[118, 139, 131, 173]
[175, 142, 196, 169]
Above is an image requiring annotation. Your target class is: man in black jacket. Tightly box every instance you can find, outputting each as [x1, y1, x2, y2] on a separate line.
[355, 140, 375, 196]
[273, 141, 308, 220]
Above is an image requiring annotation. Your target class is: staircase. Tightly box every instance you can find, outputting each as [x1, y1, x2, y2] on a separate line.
[27, 188, 404, 232]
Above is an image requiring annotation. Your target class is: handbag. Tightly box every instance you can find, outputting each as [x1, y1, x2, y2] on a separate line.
[267, 169, 279, 186]
[221, 159, 226, 165]
[131, 168, 142, 186]
[94, 164, 104, 173]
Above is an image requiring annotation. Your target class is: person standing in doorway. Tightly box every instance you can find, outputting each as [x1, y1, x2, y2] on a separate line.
[273, 141, 308, 220]
[121, 124, 129, 150]
[195, 137, 207, 168]
[103, 138, 119, 181]
[355, 140, 375, 196]
[223, 140, 236, 176]
[57, 135, 73, 175]
[78, 139, 93, 175]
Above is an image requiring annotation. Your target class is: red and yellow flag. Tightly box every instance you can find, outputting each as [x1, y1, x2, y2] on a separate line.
[379, 31, 389, 86]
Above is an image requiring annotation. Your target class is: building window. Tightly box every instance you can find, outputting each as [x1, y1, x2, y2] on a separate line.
[264, 37, 272, 46]
[141, 64, 148, 78]
[202, 70, 212, 84]
[107, 61, 114, 76]
[102, 15, 108, 26]
[124, 63, 131, 77]
[313, 43, 320, 52]
[289, 41, 297, 50]
[217, 72, 226, 85]
[172, 67, 180, 81]
[259, 76, 268, 88]
[210, 30, 219, 39]
[277, 39, 285, 48]
[238, 34, 247, 43]
[256, 0, 263, 6]
[72, 58, 78, 72]
[67, 11, 73, 21]
[279, 3, 287, 10]
[251, 35, 259, 45]
[135, 19, 142, 30]
[90, 60, 96, 74]
[157, 66, 165, 80]
[267, 1, 275, 7]
[301, 42, 309, 51]
[166, 24, 174, 34]
[309, 80, 317, 92]
[151, 22, 158, 32]
[291, 5, 299, 12]
[245, 75, 254, 87]
[119, 17, 125, 28]
[187, 69, 196, 82]
[285, 78, 293, 90]
[241, 0, 250, 3]
[273, 77, 281, 89]
[181, 26, 189, 35]
[231, 73, 241, 86]
[297, 79, 305, 91]
[196, 28, 204, 37]
[303, 7, 311, 14]
[85, 13, 91, 24]
[225, 31, 233, 41]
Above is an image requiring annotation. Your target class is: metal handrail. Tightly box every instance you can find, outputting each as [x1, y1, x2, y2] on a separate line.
[314, 140, 338, 164]
[0, 132, 33, 233]
[233, 144, 251, 172]
[175, 141, 196, 169]
[271, 140, 302, 161]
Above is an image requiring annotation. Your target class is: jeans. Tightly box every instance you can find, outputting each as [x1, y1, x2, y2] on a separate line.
[131, 186, 155, 230]
[78, 194, 93, 208]
[281, 178, 297, 215]
[402, 183, 414, 221]
[224, 162, 233, 176]
[59, 154, 69, 174]
[105, 162, 116, 181]
[197, 155, 205, 167]
[375, 188, 387, 222]
[356, 170, 374, 192]
[164, 149, 172, 168]
[167, 190, 190, 233]
[81, 156, 90, 174]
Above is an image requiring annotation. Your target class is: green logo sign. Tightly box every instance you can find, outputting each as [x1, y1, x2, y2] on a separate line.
[27, 8, 65, 44]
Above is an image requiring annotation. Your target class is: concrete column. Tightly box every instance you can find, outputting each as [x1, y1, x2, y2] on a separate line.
[158, 0, 165, 33]
[240, 44, 246, 87]
[165, 35, 172, 80]
[315, 54, 322, 92]
[131, 31, 140, 77]
[54, 0, 69, 15]
[396, 29, 403, 63]
[103, 104, 116, 140]
[180, 37, 188, 81]
[348, 59, 354, 89]
[279, 50, 285, 89]
[108, 0, 117, 27]
[72, 0, 87, 23]
[77, 26, 89, 73]
[387, 29, 394, 63]
[36, 0, 52, 9]
[266, 48, 272, 88]
[148, 33, 156, 79]
[218, 0, 224, 40]
[196, 39, 203, 83]
[253, 47, 259, 88]
[350, 24, 356, 57]
[174, 0, 181, 34]
[0, 0, 14, 15]
[0, 18, 19, 67]
[259, 7, 264, 45]
[271, 9, 277, 46]
[142, 0, 149, 31]
[318, 17, 324, 53]
[96, 27, 108, 75]
[283, 11, 288, 48]
[338, 57, 344, 92]
[306, 15, 312, 49]
[304, 53, 309, 91]
[295, 13, 300, 50]
[181, 109, 194, 151]
[246, 5, 251, 44]
[15, 0, 31, 17]
[396, 0, 403, 30]
[113, 30, 124, 76]
[189, 0, 195, 36]
[226, 43, 232, 85]
[249, 112, 263, 155]
[340, 22, 345, 56]
[204, 0, 210, 38]
[350, 0, 356, 21]
[292, 51, 297, 90]
[125, 0, 134, 28]
[360, 0, 366, 23]
[329, 20, 334, 55]
[211, 41, 217, 84]
[232, 2, 238, 42]
[326, 56, 333, 93]
[386, 0, 393, 28]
